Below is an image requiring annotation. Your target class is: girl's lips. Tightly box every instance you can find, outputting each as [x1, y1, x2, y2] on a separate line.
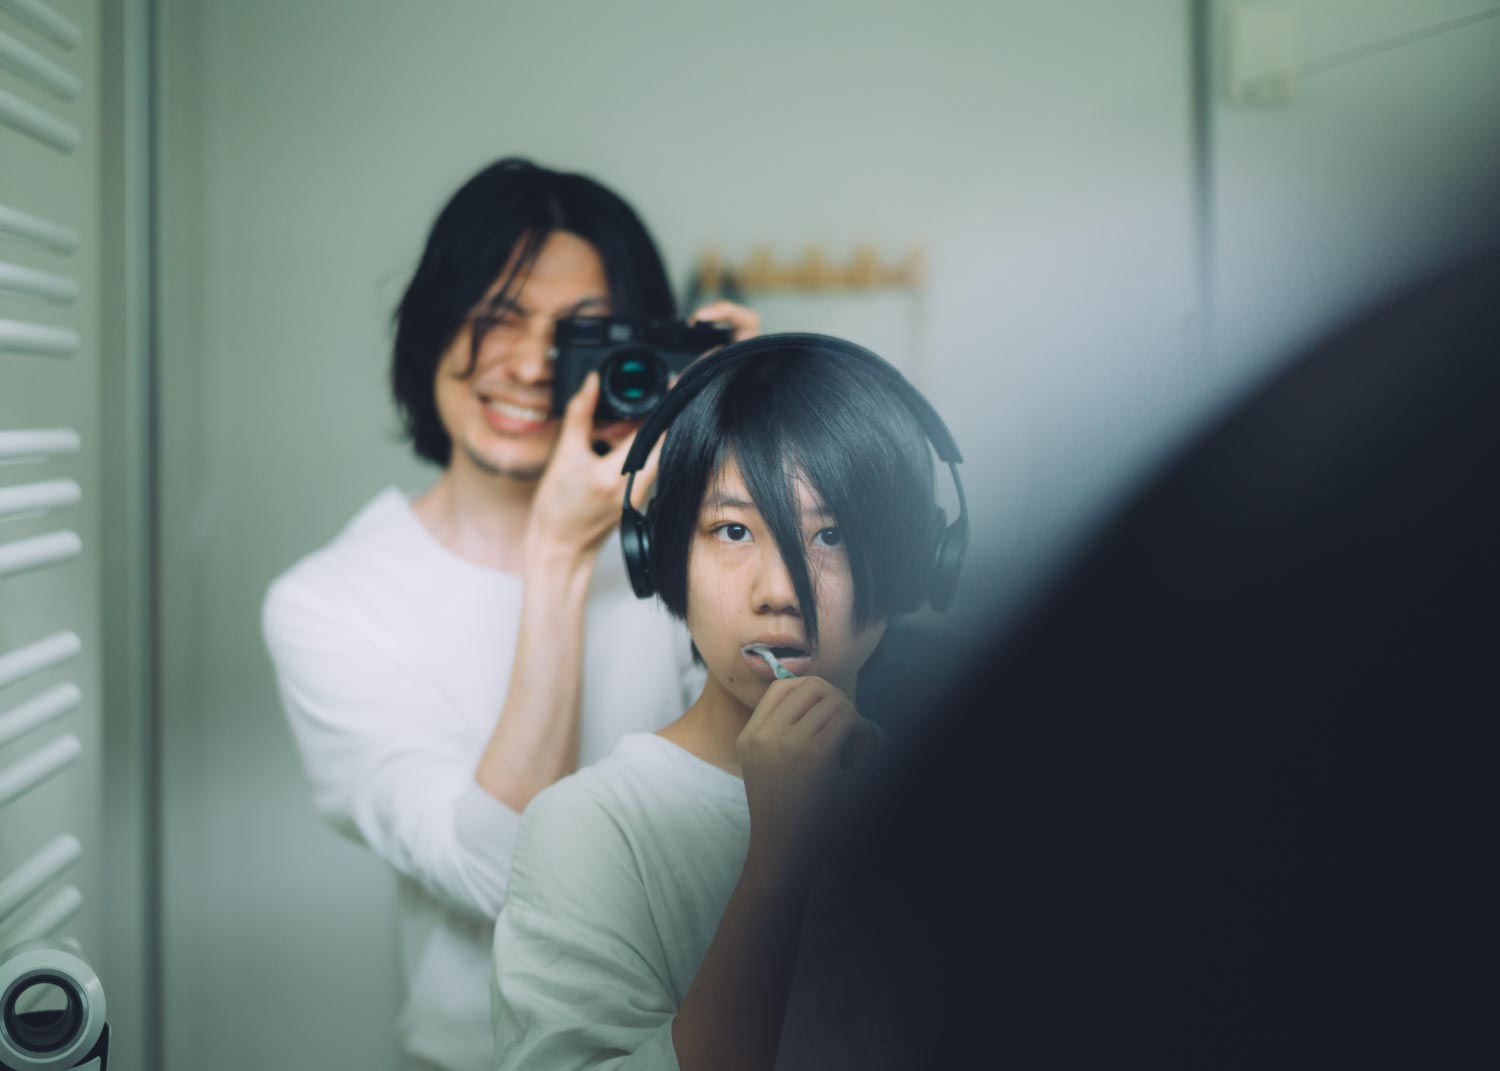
[742, 648, 812, 681]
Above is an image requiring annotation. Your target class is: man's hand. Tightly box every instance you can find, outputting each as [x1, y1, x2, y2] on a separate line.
[522, 301, 755, 568]
[690, 300, 761, 343]
[737, 676, 882, 889]
[523, 372, 660, 566]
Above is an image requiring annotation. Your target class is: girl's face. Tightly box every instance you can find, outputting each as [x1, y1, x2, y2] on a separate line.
[686, 457, 887, 714]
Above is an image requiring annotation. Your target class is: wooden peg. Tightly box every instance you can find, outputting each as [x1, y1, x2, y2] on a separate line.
[800, 244, 836, 290]
[902, 247, 926, 289]
[849, 245, 881, 289]
[743, 246, 775, 291]
[699, 247, 725, 294]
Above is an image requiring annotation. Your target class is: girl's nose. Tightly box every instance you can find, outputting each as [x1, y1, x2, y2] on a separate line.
[751, 545, 799, 616]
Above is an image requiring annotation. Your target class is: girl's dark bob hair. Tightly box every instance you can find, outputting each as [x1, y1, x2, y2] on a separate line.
[649, 338, 939, 647]
[392, 157, 676, 466]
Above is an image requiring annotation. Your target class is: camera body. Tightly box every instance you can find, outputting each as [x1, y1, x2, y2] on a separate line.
[551, 316, 734, 423]
[0, 940, 108, 1070]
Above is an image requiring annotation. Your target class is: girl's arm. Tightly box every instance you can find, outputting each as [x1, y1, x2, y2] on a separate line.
[672, 676, 877, 1071]
[491, 677, 875, 1071]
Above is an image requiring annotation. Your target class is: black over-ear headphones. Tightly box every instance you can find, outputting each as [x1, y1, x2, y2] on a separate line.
[618, 332, 969, 611]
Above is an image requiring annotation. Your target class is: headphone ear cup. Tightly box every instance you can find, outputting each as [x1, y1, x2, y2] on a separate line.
[928, 507, 968, 612]
[621, 505, 655, 599]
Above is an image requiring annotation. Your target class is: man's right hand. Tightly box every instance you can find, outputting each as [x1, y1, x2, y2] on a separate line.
[524, 371, 660, 567]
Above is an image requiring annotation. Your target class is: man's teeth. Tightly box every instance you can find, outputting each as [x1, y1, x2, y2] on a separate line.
[485, 399, 549, 422]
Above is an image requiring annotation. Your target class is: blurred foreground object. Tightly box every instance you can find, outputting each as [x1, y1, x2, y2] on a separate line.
[853, 245, 1499, 1068]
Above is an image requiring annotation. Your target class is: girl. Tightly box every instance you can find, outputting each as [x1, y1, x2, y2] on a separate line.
[491, 334, 964, 1070]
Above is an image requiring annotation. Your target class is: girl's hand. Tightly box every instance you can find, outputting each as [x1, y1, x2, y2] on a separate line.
[736, 676, 882, 889]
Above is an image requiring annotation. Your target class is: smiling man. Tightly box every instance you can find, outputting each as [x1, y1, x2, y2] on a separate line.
[262, 158, 757, 1071]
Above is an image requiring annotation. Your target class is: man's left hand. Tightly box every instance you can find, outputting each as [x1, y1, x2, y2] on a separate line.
[689, 300, 761, 343]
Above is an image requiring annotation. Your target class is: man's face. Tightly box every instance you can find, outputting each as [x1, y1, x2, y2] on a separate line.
[433, 230, 611, 481]
[686, 457, 887, 713]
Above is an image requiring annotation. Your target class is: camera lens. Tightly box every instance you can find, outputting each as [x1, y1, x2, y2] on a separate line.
[2, 973, 85, 1054]
[600, 346, 668, 419]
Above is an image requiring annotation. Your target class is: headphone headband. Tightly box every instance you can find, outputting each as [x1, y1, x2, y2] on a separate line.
[618, 331, 969, 610]
[620, 332, 963, 477]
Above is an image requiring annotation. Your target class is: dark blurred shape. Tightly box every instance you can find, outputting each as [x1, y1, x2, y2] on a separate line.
[848, 246, 1499, 1068]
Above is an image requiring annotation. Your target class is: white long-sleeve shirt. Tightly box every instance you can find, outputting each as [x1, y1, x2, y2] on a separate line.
[263, 488, 699, 1071]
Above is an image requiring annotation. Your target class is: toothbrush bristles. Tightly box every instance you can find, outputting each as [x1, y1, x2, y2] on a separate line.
[747, 644, 797, 680]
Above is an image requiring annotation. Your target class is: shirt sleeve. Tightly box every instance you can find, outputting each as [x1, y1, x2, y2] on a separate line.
[492, 783, 681, 1071]
[262, 571, 520, 920]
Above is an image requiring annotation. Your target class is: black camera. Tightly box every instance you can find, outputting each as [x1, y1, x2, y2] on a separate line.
[551, 316, 734, 423]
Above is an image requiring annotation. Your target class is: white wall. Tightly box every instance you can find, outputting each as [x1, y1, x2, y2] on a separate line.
[152, 1, 1500, 1068]
[1213, 0, 1500, 375]
[945, 0, 1500, 638]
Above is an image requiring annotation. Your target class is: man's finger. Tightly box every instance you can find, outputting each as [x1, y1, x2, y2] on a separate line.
[559, 372, 600, 446]
[589, 417, 638, 453]
[689, 299, 746, 324]
[689, 300, 731, 322]
[691, 301, 760, 342]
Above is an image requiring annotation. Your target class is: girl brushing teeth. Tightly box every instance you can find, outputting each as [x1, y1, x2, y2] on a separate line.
[493, 333, 966, 1071]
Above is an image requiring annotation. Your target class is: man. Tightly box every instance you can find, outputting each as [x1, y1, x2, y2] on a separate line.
[262, 157, 758, 1071]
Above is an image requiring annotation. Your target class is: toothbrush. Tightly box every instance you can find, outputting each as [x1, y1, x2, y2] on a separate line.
[744, 644, 797, 680]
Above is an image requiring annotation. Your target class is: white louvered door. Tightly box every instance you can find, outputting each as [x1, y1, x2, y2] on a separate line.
[0, 0, 104, 979]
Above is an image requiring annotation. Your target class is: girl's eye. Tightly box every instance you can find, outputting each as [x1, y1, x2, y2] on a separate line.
[813, 527, 842, 548]
[715, 523, 752, 543]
